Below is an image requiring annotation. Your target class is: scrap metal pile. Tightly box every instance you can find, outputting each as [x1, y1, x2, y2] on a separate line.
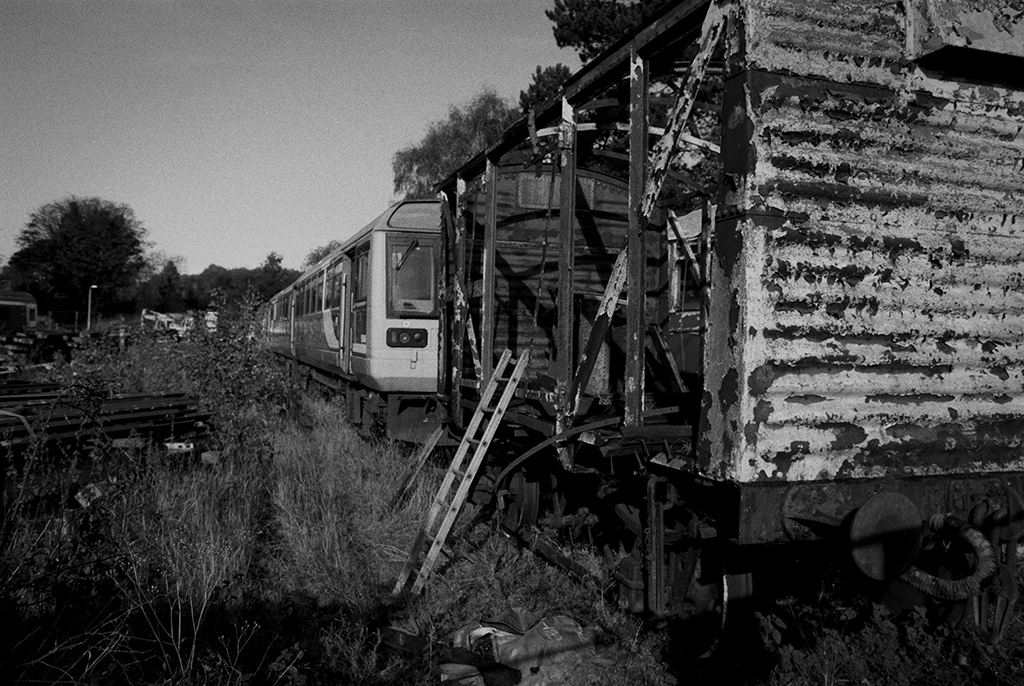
[0, 380, 208, 455]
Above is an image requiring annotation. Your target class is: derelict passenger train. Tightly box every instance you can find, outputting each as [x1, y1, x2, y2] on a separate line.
[265, 199, 442, 443]
[268, 0, 1024, 651]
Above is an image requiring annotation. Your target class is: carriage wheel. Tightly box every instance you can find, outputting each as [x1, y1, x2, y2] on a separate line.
[501, 471, 540, 534]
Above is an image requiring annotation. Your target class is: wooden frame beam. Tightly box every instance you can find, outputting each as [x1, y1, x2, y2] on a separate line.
[625, 49, 649, 427]
[555, 98, 578, 437]
[480, 158, 498, 387]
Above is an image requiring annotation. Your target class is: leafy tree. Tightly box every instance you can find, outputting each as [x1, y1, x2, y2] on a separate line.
[393, 89, 519, 199]
[8, 196, 149, 312]
[138, 260, 186, 312]
[519, 64, 573, 113]
[303, 240, 342, 268]
[547, 0, 669, 62]
[255, 252, 297, 301]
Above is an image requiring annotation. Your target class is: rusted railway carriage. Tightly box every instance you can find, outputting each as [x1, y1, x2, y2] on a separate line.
[433, 0, 1024, 640]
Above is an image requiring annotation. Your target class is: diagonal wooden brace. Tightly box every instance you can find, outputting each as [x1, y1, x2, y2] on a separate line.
[642, 0, 732, 218]
[565, 245, 629, 424]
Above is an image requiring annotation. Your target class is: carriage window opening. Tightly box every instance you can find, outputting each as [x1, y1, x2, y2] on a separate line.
[517, 174, 595, 210]
[353, 248, 369, 343]
[388, 237, 437, 317]
[353, 249, 369, 301]
[388, 202, 440, 229]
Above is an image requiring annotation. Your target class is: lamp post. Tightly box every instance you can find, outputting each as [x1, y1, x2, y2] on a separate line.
[86, 284, 97, 330]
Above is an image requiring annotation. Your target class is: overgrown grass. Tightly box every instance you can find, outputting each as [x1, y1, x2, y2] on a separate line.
[268, 400, 434, 607]
[3, 302, 1023, 684]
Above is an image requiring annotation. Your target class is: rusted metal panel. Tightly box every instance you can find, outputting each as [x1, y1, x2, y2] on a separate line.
[744, 0, 906, 87]
[700, 0, 1024, 487]
[907, 0, 1024, 60]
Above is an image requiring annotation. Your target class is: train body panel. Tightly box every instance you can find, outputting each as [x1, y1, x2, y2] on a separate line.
[701, 1, 1024, 492]
[266, 199, 441, 440]
[0, 290, 38, 336]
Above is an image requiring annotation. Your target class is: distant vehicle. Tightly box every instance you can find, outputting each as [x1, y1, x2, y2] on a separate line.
[140, 308, 193, 339]
[266, 199, 442, 442]
[0, 290, 38, 336]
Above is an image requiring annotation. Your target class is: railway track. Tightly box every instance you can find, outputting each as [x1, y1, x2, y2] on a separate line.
[0, 380, 209, 453]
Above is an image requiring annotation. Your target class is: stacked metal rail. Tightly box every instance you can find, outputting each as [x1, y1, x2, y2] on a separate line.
[0, 380, 209, 453]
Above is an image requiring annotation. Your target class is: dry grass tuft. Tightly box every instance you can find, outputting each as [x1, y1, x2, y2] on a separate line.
[268, 397, 441, 609]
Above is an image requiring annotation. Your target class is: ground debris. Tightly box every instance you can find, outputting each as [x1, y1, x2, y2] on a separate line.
[387, 609, 600, 686]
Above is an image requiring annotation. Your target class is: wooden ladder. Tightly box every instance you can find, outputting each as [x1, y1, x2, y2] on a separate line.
[392, 349, 530, 597]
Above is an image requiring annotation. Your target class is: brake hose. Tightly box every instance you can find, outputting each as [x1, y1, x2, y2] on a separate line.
[900, 522, 997, 601]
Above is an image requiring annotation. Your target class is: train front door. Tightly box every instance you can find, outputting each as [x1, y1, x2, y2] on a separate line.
[288, 291, 296, 357]
[337, 260, 351, 373]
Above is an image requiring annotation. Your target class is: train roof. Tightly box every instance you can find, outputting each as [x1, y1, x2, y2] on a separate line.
[0, 290, 37, 305]
[269, 198, 440, 302]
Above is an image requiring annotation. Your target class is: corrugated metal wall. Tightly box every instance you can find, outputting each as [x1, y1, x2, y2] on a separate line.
[700, 0, 1024, 483]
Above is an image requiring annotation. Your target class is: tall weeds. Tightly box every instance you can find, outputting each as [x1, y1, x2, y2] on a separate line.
[269, 402, 435, 608]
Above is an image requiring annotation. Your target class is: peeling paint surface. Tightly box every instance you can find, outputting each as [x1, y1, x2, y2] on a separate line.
[702, 0, 1024, 485]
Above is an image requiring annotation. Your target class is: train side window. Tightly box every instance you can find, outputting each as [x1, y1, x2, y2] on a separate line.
[353, 249, 369, 300]
[387, 236, 437, 317]
[352, 247, 369, 343]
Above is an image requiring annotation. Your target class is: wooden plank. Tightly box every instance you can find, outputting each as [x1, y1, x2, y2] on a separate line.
[625, 49, 649, 427]
[481, 158, 498, 387]
[452, 178, 468, 428]
[648, 324, 688, 394]
[555, 98, 577, 438]
[568, 246, 629, 418]
[620, 423, 694, 439]
[438, 191, 455, 400]
[562, 0, 710, 105]
[641, 0, 729, 217]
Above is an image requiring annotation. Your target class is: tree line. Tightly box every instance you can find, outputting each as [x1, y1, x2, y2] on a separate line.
[1, 196, 298, 319]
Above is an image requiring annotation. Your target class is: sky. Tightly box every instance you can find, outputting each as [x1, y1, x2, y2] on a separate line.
[0, 0, 580, 273]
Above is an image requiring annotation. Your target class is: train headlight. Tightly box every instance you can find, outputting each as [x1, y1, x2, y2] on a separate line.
[387, 327, 428, 348]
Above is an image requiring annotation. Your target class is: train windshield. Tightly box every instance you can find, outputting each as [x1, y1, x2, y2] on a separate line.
[387, 236, 438, 317]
